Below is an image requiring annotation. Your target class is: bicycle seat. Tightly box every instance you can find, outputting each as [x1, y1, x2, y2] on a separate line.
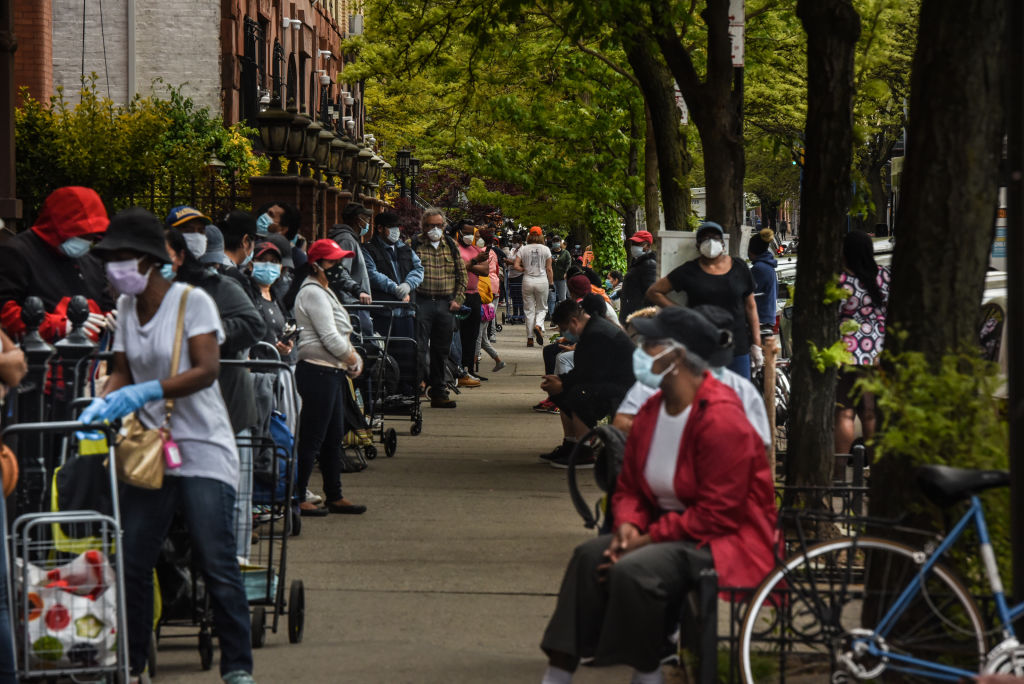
[916, 464, 1009, 508]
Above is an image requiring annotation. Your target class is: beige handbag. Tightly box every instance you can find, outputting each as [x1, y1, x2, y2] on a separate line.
[114, 286, 191, 489]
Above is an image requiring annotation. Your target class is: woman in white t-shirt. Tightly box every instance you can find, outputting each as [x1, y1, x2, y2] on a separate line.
[82, 208, 255, 684]
[514, 226, 553, 347]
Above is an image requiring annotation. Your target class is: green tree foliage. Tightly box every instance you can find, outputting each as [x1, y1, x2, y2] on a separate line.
[344, 0, 644, 263]
[15, 78, 265, 225]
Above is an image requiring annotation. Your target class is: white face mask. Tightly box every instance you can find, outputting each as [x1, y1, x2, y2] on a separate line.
[699, 238, 724, 260]
[427, 228, 443, 242]
[386, 227, 402, 244]
[183, 232, 208, 259]
[476, 238, 486, 249]
[630, 245, 645, 259]
[462, 234, 474, 245]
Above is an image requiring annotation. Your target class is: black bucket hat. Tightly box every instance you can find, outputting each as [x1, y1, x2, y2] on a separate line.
[92, 207, 171, 264]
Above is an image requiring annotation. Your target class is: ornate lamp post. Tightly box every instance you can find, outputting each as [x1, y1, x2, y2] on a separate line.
[395, 149, 411, 198]
[352, 146, 373, 198]
[409, 157, 421, 203]
[286, 103, 311, 176]
[255, 97, 293, 175]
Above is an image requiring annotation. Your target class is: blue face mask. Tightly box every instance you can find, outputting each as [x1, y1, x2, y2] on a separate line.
[632, 345, 677, 389]
[60, 237, 92, 258]
[251, 261, 282, 285]
[360, 222, 370, 237]
[159, 263, 176, 281]
[256, 213, 273, 235]
[560, 329, 578, 343]
[241, 240, 254, 267]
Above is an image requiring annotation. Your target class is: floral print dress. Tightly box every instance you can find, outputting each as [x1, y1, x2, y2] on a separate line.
[839, 266, 891, 365]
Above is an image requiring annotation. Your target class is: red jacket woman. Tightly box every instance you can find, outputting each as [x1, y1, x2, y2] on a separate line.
[612, 375, 778, 591]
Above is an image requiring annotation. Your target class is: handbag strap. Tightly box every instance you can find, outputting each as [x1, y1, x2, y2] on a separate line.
[161, 286, 193, 425]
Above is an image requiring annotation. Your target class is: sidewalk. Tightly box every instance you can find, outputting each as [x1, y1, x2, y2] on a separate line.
[154, 321, 634, 683]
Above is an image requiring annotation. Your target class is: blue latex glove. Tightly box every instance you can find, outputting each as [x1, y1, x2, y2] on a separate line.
[78, 397, 109, 427]
[97, 380, 164, 422]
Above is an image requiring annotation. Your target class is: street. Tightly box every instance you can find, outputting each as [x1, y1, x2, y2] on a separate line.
[153, 323, 633, 683]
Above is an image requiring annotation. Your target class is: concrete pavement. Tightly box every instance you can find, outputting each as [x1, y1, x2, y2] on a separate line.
[153, 321, 639, 683]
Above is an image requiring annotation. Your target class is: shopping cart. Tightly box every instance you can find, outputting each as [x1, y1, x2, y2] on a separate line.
[4, 421, 130, 682]
[348, 302, 421, 446]
[223, 354, 305, 650]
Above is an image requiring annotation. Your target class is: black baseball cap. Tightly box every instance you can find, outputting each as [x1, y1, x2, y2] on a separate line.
[631, 306, 733, 366]
[342, 203, 372, 221]
[375, 211, 401, 228]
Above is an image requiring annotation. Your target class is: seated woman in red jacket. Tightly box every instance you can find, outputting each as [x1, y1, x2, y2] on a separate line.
[539, 306, 777, 684]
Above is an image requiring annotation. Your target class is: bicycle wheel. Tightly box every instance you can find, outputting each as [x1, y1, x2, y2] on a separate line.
[739, 537, 986, 683]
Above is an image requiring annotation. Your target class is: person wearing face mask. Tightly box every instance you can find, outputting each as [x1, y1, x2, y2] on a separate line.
[164, 227, 267, 560]
[617, 230, 657, 325]
[218, 210, 263, 304]
[538, 300, 635, 468]
[414, 209, 468, 408]
[0, 186, 114, 342]
[506, 235, 525, 321]
[646, 221, 762, 380]
[454, 221, 490, 380]
[362, 212, 424, 392]
[550, 236, 572, 304]
[248, 241, 293, 356]
[327, 203, 375, 313]
[254, 202, 306, 270]
[80, 208, 257, 684]
[289, 239, 367, 516]
[539, 306, 776, 684]
[613, 306, 771, 447]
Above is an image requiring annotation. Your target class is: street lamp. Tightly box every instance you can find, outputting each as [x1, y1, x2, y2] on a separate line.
[396, 149, 410, 198]
[315, 127, 335, 178]
[338, 136, 359, 189]
[353, 146, 373, 197]
[255, 97, 293, 176]
[205, 153, 226, 216]
[302, 120, 324, 176]
[286, 102, 311, 175]
[409, 157, 421, 201]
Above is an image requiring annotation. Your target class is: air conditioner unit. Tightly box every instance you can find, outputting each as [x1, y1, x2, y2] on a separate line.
[348, 14, 364, 36]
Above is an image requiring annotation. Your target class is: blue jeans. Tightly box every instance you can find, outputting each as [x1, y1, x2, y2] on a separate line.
[547, 286, 557, 319]
[554, 279, 568, 303]
[121, 477, 252, 677]
[727, 353, 751, 380]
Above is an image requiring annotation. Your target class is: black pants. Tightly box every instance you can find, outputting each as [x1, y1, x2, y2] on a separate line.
[459, 292, 482, 369]
[543, 342, 560, 375]
[509, 278, 524, 316]
[417, 296, 455, 396]
[295, 361, 346, 501]
[541, 535, 712, 672]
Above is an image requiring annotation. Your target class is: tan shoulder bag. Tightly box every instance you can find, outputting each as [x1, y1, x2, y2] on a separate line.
[115, 286, 192, 489]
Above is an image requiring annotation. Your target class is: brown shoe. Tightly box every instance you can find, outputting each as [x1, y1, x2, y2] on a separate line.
[533, 326, 545, 345]
[527, 338, 534, 347]
[430, 396, 457, 408]
[457, 375, 481, 388]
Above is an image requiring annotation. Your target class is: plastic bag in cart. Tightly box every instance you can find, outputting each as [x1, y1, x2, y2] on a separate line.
[16, 550, 119, 668]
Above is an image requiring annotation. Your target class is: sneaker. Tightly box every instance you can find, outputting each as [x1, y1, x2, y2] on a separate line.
[430, 396, 457, 408]
[223, 672, 257, 684]
[549, 446, 596, 469]
[469, 372, 488, 382]
[539, 442, 568, 463]
[532, 400, 553, 413]
[457, 375, 481, 388]
[305, 489, 323, 505]
[493, 360, 506, 372]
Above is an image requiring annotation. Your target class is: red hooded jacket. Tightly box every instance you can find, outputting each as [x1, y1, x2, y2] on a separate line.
[0, 187, 111, 340]
[611, 373, 778, 591]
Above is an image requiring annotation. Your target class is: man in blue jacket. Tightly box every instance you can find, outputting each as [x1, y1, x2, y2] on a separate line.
[363, 211, 424, 394]
[748, 229, 778, 330]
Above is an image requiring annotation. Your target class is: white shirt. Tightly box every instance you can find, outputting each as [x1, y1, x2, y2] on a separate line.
[615, 368, 772, 447]
[518, 243, 552, 278]
[113, 283, 239, 489]
[644, 403, 691, 512]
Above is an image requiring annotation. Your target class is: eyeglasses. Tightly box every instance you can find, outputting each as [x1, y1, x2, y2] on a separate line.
[425, 223, 445, 228]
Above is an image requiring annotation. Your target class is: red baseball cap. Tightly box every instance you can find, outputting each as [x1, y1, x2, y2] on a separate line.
[529, 226, 543, 235]
[628, 230, 653, 245]
[307, 239, 353, 263]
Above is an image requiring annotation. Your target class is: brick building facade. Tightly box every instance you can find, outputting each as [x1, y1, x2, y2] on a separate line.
[12, 0, 362, 132]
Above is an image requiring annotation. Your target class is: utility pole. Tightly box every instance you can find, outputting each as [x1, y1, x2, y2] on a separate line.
[1007, 0, 1024, 610]
[0, 0, 23, 228]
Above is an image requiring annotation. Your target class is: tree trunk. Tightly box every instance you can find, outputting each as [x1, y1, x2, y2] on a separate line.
[867, 161, 888, 231]
[784, 0, 860, 500]
[886, 0, 1005, 363]
[651, 0, 744, 251]
[872, 0, 1005, 522]
[625, 39, 691, 232]
[623, 113, 641, 239]
[644, 105, 663, 235]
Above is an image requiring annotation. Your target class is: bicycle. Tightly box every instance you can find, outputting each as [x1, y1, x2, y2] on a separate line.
[739, 464, 1021, 682]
